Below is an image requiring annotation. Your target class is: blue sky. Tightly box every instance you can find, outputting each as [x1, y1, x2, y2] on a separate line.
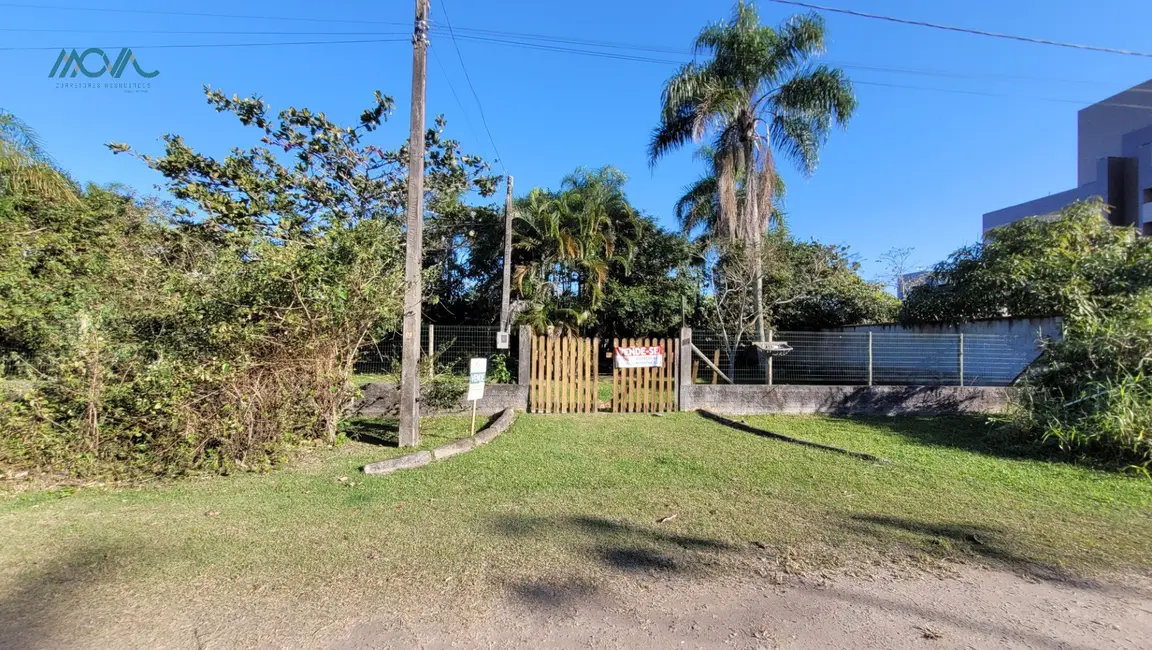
[3, 0, 1151, 281]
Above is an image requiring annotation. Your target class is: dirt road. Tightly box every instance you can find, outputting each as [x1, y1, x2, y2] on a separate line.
[323, 566, 1151, 649]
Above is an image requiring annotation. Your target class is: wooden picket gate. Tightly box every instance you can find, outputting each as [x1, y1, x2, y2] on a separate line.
[529, 336, 599, 413]
[611, 337, 679, 413]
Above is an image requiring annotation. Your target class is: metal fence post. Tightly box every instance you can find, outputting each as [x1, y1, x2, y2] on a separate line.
[766, 329, 773, 386]
[867, 332, 873, 386]
[958, 333, 965, 387]
[426, 324, 435, 380]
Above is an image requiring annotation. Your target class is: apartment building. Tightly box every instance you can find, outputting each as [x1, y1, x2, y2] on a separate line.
[982, 79, 1152, 235]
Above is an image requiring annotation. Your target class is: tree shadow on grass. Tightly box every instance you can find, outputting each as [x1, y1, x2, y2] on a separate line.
[845, 513, 1080, 582]
[0, 543, 187, 650]
[491, 514, 734, 609]
[839, 414, 1093, 467]
[340, 419, 400, 447]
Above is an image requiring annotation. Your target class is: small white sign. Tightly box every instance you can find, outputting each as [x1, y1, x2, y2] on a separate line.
[496, 331, 510, 349]
[614, 345, 664, 369]
[467, 358, 487, 401]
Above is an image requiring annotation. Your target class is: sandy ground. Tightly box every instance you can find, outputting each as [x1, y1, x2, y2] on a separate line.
[3, 564, 1150, 649]
[320, 565, 1152, 650]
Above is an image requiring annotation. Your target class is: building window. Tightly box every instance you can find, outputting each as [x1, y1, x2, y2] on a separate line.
[1144, 188, 1152, 204]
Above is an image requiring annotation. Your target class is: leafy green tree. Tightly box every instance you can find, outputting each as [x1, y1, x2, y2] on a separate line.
[900, 200, 1152, 323]
[649, 2, 856, 341]
[596, 216, 705, 340]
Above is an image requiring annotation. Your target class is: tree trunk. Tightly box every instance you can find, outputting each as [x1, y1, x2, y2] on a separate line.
[743, 130, 767, 346]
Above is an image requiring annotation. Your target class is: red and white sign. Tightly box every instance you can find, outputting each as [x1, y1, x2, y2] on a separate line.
[614, 345, 664, 369]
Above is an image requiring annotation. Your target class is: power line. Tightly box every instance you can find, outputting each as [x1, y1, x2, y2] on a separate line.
[450, 33, 688, 65]
[437, 26, 1130, 89]
[763, 0, 1152, 58]
[438, 33, 1152, 112]
[0, 2, 407, 26]
[429, 44, 487, 159]
[0, 38, 408, 51]
[436, 1, 507, 173]
[0, 27, 408, 36]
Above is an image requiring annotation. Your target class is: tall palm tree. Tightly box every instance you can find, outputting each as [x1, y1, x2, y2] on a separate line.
[675, 147, 788, 245]
[0, 111, 76, 201]
[649, 2, 856, 341]
[511, 166, 639, 333]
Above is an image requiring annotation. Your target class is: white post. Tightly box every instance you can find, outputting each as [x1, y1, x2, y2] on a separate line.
[868, 332, 874, 387]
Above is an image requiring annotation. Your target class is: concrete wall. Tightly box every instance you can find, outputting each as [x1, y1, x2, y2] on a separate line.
[681, 384, 1011, 416]
[814, 317, 1061, 387]
[826, 316, 1062, 339]
[350, 382, 527, 418]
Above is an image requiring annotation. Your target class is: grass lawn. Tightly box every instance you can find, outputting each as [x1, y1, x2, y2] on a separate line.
[2, 413, 1150, 643]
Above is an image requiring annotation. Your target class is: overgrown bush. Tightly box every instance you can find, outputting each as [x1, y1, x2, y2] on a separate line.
[0, 88, 495, 477]
[1010, 293, 1152, 473]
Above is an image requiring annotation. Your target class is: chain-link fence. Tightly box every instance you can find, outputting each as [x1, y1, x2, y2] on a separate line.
[0, 344, 33, 379]
[690, 330, 1039, 387]
[353, 325, 519, 383]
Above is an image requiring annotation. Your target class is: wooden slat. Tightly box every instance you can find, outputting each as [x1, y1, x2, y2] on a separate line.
[625, 338, 632, 414]
[645, 337, 654, 413]
[629, 338, 638, 413]
[560, 337, 567, 414]
[593, 337, 600, 413]
[672, 338, 680, 411]
[541, 335, 548, 413]
[563, 337, 571, 414]
[569, 337, 575, 414]
[582, 338, 590, 413]
[660, 337, 668, 413]
[531, 336, 539, 413]
[548, 335, 556, 414]
[622, 338, 630, 413]
[573, 337, 580, 413]
[611, 338, 618, 413]
[540, 336, 547, 413]
[665, 338, 672, 411]
[660, 337, 668, 412]
[637, 338, 645, 413]
[712, 349, 720, 385]
[571, 337, 578, 413]
[619, 338, 626, 413]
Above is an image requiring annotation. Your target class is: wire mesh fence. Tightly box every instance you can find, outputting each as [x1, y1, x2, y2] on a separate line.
[0, 344, 33, 379]
[690, 330, 1039, 387]
[353, 325, 519, 383]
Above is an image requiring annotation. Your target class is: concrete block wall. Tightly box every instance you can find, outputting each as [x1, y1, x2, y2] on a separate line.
[681, 384, 1011, 416]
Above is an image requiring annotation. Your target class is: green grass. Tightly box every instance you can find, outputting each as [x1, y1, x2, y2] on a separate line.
[2, 413, 1150, 642]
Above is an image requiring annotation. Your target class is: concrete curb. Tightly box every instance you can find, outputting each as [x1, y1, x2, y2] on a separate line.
[362, 408, 517, 476]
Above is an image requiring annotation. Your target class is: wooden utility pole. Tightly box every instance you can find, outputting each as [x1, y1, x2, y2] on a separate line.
[499, 174, 514, 331]
[399, 0, 430, 448]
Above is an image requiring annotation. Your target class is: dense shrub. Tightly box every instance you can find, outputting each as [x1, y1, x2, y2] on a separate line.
[0, 88, 495, 477]
[1011, 294, 1152, 473]
[907, 200, 1152, 472]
